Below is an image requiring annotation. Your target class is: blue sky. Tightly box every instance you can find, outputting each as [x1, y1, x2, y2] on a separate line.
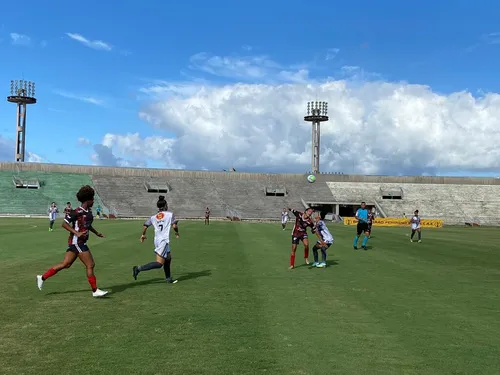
[1, 0, 500, 175]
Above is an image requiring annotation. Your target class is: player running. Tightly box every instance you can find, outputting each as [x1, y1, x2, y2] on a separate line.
[281, 208, 289, 230]
[410, 209, 422, 243]
[133, 195, 180, 283]
[367, 210, 375, 238]
[288, 207, 326, 269]
[353, 202, 370, 250]
[37, 185, 108, 297]
[48, 202, 59, 232]
[312, 212, 334, 268]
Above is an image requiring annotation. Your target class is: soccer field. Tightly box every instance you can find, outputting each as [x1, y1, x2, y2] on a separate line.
[1, 218, 500, 375]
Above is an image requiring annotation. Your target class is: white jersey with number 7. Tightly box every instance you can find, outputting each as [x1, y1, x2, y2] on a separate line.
[144, 211, 177, 245]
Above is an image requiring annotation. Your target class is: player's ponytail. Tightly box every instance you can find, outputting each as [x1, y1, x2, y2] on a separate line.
[157, 195, 167, 209]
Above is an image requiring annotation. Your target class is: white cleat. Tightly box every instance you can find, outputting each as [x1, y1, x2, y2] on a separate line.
[36, 275, 44, 290]
[92, 289, 109, 297]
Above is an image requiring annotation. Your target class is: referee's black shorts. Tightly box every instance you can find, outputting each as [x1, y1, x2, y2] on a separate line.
[356, 222, 369, 235]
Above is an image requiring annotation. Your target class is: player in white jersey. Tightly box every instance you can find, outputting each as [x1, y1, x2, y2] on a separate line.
[311, 213, 334, 268]
[132, 195, 180, 283]
[281, 208, 289, 230]
[48, 202, 59, 232]
[410, 209, 422, 243]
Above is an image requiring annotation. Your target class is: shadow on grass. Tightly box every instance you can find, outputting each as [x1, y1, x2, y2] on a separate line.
[304, 259, 339, 269]
[44, 270, 212, 296]
[110, 269, 212, 294]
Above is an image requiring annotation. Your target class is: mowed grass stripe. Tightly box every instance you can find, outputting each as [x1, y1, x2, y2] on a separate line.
[236, 223, 425, 374]
[340, 226, 500, 373]
[1, 219, 500, 374]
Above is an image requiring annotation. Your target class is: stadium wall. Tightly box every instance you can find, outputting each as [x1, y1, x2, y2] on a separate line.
[1, 162, 499, 185]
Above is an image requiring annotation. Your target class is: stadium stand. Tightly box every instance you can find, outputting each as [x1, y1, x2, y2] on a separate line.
[2, 162, 500, 225]
[326, 182, 500, 225]
[0, 170, 108, 216]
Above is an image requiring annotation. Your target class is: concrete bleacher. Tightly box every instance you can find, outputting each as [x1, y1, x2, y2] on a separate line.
[4, 162, 500, 225]
[327, 182, 500, 225]
[0, 171, 107, 216]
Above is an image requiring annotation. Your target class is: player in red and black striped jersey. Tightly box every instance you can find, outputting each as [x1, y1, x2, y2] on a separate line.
[288, 207, 326, 269]
[64, 201, 72, 216]
[36, 185, 108, 297]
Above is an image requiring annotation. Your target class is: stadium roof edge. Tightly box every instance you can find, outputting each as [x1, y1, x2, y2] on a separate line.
[1, 162, 500, 185]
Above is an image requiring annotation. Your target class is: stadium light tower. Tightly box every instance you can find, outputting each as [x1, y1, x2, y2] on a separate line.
[304, 101, 328, 174]
[7, 80, 37, 162]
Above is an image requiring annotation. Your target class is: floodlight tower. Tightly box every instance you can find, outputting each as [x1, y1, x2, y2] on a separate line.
[7, 80, 37, 162]
[304, 101, 328, 174]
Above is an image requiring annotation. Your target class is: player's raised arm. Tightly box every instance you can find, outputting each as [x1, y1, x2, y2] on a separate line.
[288, 208, 300, 217]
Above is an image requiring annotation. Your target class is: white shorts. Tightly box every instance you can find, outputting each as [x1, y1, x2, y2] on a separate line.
[411, 225, 421, 230]
[281, 219, 288, 224]
[154, 239, 171, 259]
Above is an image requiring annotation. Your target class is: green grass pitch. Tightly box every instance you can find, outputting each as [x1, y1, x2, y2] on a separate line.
[1, 218, 500, 374]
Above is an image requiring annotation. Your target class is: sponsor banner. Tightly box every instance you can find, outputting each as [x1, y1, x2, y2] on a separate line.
[343, 217, 443, 228]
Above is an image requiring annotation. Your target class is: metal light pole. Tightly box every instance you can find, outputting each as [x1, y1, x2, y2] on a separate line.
[7, 80, 37, 162]
[304, 101, 328, 174]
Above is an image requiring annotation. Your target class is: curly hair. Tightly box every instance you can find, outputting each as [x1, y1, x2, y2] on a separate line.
[76, 185, 95, 203]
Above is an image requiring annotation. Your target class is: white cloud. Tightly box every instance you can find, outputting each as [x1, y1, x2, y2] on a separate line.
[78, 137, 91, 146]
[325, 48, 340, 60]
[54, 90, 105, 106]
[10, 33, 31, 46]
[0, 136, 45, 163]
[90, 78, 500, 175]
[27, 152, 44, 163]
[92, 133, 183, 169]
[66, 33, 112, 51]
[188, 52, 309, 83]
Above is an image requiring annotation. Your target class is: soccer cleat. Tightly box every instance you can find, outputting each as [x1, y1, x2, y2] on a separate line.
[132, 266, 139, 280]
[166, 278, 178, 284]
[288, 265, 294, 270]
[36, 275, 44, 290]
[316, 262, 326, 268]
[353, 246, 358, 250]
[92, 289, 109, 297]
[418, 240, 421, 243]
[304, 259, 310, 265]
[362, 246, 367, 250]
[311, 262, 319, 267]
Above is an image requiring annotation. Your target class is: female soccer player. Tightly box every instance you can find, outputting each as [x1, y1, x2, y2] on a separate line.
[48, 202, 58, 232]
[37, 185, 108, 297]
[410, 209, 422, 242]
[132, 195, 180, 283]
[288, 207, 326, 269]
[312, 212, 334, 268]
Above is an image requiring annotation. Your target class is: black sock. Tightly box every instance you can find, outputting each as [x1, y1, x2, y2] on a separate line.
[411, 231, 415, 239]
[138, 261, 163, 272]
[418, 231, 421, 240]
[163, 259, 171, 279]
[49, 221, 54, 229]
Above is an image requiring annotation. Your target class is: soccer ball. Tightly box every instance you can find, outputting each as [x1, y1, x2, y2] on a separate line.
[307, 175, 316, 183]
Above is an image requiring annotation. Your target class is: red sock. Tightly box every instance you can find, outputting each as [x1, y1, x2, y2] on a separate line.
[304, 248, 309, 259]
[42, 268, 57, 281]
[290, 253, 296, 267]
[87, 275, 97, 292]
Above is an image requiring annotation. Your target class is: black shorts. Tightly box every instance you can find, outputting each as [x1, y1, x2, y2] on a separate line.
[368, 223, 372, 231]
[292, 234, 308, 244]
[357, 222, 369, 235]
[67, 243, 90, 253]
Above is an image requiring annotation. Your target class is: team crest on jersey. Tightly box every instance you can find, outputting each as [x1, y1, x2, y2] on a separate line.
[156, 212, 165, 220]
